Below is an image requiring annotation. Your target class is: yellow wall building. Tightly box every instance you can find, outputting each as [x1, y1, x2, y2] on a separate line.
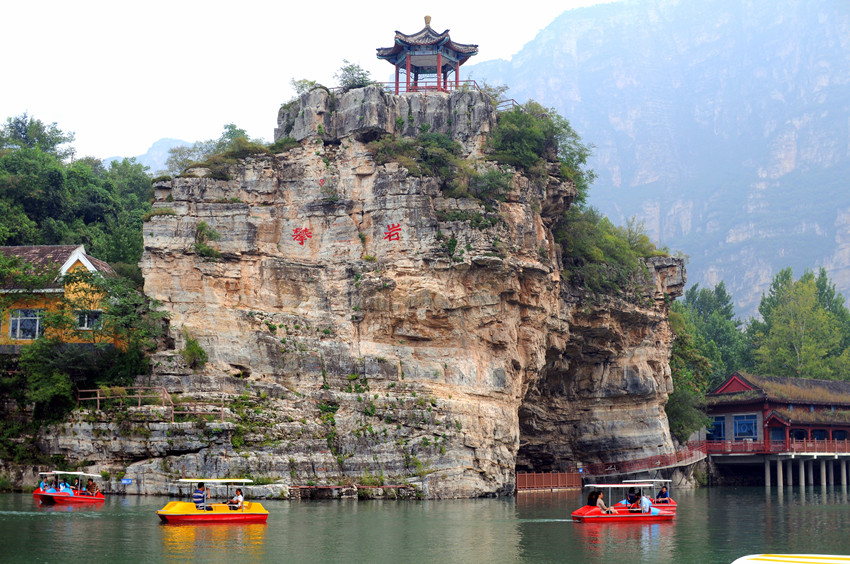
[0, 245, 115, 350]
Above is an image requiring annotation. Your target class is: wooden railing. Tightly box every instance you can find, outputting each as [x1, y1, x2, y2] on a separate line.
[76, 386, 225, 422]
[516, 472, 581, 490]
[705, 439, 850, 455]
[582, 442, 708, 476]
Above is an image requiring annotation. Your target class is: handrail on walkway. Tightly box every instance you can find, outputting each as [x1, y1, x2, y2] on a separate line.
[76, 386, 225, 422]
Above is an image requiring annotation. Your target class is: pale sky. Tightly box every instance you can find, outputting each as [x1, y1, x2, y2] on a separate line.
[3, 0, 609, 160]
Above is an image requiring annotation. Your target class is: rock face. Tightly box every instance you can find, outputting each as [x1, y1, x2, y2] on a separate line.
[20, 87, 684, 498]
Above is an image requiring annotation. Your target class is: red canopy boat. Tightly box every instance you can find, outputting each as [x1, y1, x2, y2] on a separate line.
[572, 483, 675, 523]
[33, 471, 105, 504]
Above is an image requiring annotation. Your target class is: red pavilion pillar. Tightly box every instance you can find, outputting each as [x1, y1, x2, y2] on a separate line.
[395, 64, 400, 95]
[406, 53, 411, 93]
[437, 52, 442, 90]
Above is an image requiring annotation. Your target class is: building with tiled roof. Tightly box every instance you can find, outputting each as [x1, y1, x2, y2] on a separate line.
[0, 245, 116, 350]
[376, 16, 479, 94]
[705, 371, 850, 487]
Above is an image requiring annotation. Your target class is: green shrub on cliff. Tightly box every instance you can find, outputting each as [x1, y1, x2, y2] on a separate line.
[180, 329, 208, 370]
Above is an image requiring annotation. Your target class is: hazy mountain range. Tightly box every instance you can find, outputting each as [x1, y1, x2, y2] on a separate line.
[468, 0, 850, 316]
[104, 137, 187, 175]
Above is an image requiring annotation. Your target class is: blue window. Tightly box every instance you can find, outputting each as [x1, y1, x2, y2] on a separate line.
[790, 429, 807, 440]
[811, 429, 828, 440]
[733, 414, 757, 441]
[707, 416, 725, 440]
[76, 310, 102, 330]
[9, 309, 44, 340]
[833, 430, 847, 440]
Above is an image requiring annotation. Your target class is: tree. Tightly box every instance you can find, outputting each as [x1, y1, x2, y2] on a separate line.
[0, 113, 75, 161]
[749, 269, 850, 380]
[163, 124, 258, 175]
[334, 60, 374, 92]
[666, 308, 713, 442]
[290, 78, 320, 95]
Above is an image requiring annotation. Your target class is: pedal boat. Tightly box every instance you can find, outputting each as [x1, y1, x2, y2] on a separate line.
[157, 479, 268, 523]
[33, 471, 105, 504]
[615, 479, 677, 513]
[572, 483, 675, 523]
[156, 500, 269, 523]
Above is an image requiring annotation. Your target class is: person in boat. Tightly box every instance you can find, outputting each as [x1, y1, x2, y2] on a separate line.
[586, 490, 599, 507]
[193, 482, 209, 510]
[227, 488, 244, 510]
[626, 487, 638, 506]
[638, 492, 652, 514]
[85, 478, 99, 495]
[655, 486, 670, 503]
[72, 478, 80, 491]
[595, 490, 616, 514]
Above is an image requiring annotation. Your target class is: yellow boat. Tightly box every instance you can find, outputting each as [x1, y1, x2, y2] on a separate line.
[157, 479, 269, 523]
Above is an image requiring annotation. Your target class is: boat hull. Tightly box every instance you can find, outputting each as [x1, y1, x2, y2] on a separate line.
[571, 505, 675, 523]
[33, 489, 105, 504]
[157, 501, 269, 523]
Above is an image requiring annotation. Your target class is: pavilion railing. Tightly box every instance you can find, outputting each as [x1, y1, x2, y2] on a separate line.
[704, 439, 850, 455]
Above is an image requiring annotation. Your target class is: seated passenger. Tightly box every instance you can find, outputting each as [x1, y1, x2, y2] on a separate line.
[85, 478, 99, 495]
[626, 487, 638, 506]
[586, 490, 599, 507]
[655, 486, 670, 503]
[638, 492, 652, 514]
[227, 488, 244, 510]
[595, 491, 616, 514]
[193, 482, 209, 510]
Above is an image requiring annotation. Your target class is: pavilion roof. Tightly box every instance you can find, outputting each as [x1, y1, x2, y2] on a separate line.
[707, 371, 850, 407]
[377, 17, 479, 65]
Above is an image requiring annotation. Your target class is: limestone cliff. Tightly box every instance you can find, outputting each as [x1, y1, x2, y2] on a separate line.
[16, 87, 684, 498]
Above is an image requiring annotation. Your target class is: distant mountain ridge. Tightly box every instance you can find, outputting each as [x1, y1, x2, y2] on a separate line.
[468, 0, 850, 316]
[104, 138, 188, 175]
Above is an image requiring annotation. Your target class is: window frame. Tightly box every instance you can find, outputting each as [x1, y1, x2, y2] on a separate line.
[76, 310, 103, 331]
[9, 308, 45, 340]
[733, 414, 758, 441]
[707, 416, 726, 441]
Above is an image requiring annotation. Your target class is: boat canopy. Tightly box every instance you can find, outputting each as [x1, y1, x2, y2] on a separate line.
[38, 471, 102, 478]
[584, 483, 655, 489]
[623, 479, 671, 484]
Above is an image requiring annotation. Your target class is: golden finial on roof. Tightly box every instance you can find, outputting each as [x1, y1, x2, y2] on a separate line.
[425, 15, 431, 26]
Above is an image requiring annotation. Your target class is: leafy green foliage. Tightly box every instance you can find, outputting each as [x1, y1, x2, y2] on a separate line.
[488, 101, 596, 203]
[334, 60, 374, 92]
[164, 124, 267, 175]
[555, 207, 664, 294]
[747, 268, 850, 380]
[0, 115, 152, 265]
[180, 329, 208, 370]
[194, 221, 222, 259]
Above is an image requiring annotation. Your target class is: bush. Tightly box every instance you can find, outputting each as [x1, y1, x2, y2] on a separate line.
[180, 329, 208, 370]
[194, 221, 222, 259]
[141, 208, 176, 222]
[334, 60, 374, 92]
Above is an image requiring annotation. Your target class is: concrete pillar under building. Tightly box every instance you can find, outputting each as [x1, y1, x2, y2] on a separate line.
[765, 458, 771, 487]
[820, 459, 827, 486]
[777, 458, 784, 487]
[786, 460, 793, 486]
[843, 460, 849, 486]
[827, 459, 834, 486]
[807, 460, 814, 485]
[798, 458, 805, 486]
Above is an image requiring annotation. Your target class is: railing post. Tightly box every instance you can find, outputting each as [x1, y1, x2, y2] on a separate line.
[97, 389, 100, 411]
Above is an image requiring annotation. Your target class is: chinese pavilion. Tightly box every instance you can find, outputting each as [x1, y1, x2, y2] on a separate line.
[376, 16, 479, 95]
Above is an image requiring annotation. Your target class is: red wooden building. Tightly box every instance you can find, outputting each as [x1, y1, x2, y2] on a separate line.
[705, 371, 850, 486]
[376, 16, 479, 94]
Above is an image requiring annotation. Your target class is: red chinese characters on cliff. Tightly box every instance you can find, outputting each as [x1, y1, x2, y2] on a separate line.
[292, 227, 313, 245]
[383, 223, 401, 242]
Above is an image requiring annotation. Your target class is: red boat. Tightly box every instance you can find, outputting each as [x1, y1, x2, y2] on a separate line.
[33, 471, 105, 504]
[572, 484, 675, 523]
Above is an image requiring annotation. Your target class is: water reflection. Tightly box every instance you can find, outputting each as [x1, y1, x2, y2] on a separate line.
[573, 521, 676, 561]
[161, 523, 267, 559]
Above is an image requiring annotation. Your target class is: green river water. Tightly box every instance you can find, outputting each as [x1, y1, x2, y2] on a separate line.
[1, 486, 849, 563]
